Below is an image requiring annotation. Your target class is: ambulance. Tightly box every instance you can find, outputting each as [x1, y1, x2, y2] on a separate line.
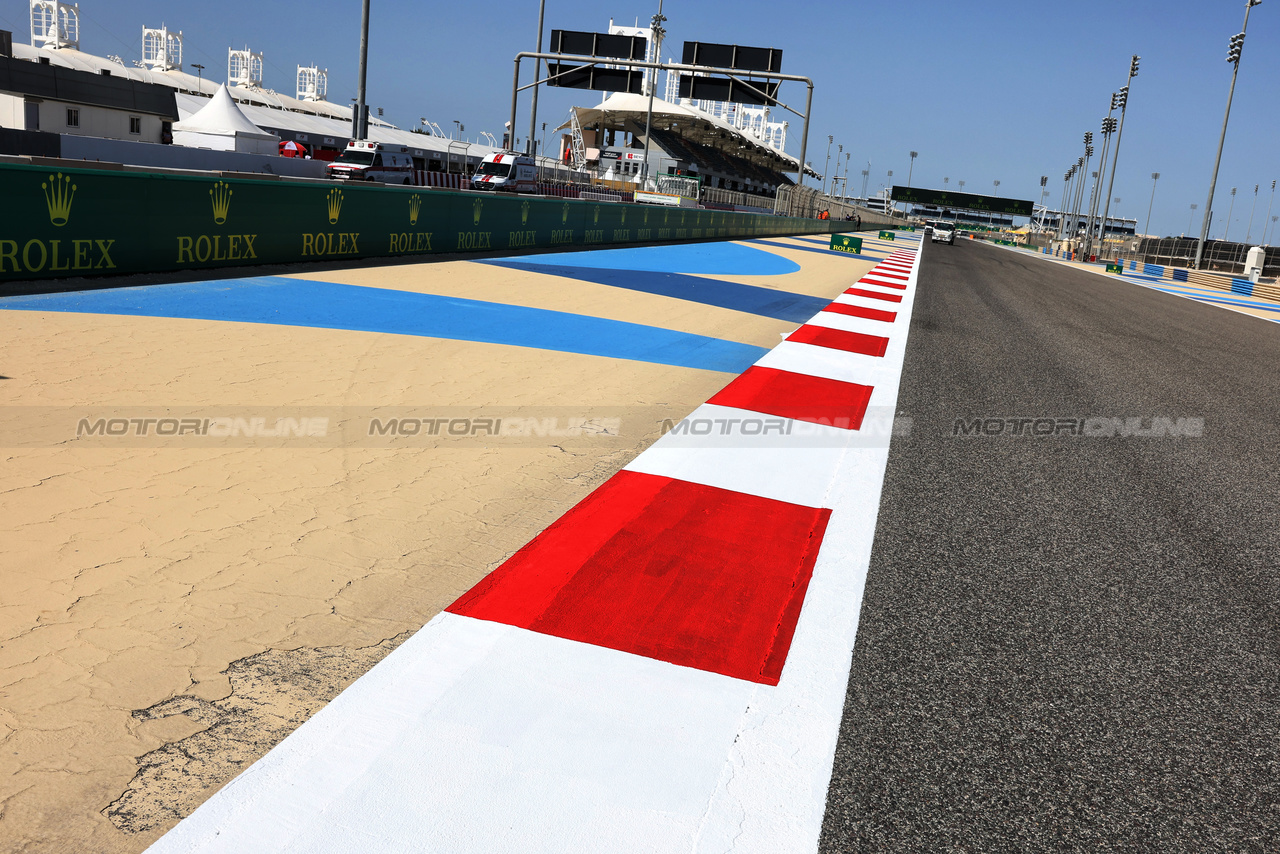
[471, 151, 538, 193]
[326, 140, 417, 184]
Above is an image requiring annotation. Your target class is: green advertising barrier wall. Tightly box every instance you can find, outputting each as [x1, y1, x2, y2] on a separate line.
[0, 162, 845, 285]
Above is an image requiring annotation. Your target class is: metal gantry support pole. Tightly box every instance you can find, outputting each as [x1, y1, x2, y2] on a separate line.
[527, 0, 546, 155]
[1195, 0, 1262, 269]
[354, 0, 370, 140]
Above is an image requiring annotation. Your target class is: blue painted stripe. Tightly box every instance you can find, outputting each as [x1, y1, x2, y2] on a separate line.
[1130, 281, 1280, 314]
[0, 277, 768, 372]
[484, 261, 828, 323]
[1231, 278, 1254, 296]
[499, 241, 800, 275]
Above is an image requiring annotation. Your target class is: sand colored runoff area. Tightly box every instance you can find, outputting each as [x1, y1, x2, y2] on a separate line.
[0, 234, 882, 853]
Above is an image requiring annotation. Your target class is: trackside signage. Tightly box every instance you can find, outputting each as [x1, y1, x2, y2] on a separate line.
[829, 234, 862, 254]
[0, 163, 844, 283]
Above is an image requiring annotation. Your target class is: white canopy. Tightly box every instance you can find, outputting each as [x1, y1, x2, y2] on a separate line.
[173, 84, 276, 140]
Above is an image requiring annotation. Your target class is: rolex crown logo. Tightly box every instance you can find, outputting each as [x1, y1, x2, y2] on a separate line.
[521, 200, 530, 225]
[42, 172, 76, 227]
[409, 194, 422, 226]
[210, 181, 233, 225]
[561, 202, 570, 223]
[593, 206, 600, 224]
[327, 188, 344, 224]
[620, 208, 626, 225]
[644, 209, 649, 225]
[473, 198, 484, 225]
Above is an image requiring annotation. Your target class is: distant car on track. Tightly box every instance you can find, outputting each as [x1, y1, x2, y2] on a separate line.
[930, 221, 955, 245]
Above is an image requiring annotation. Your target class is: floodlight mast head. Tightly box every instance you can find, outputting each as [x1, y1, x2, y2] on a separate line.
[1130, 55, 1140, 77]
[1227, 32, 1245, 63]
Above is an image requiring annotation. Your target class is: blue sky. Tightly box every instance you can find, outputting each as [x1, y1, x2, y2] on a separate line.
[3, 0, 1278, 240]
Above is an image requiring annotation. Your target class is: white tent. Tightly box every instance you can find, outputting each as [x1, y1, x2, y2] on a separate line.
[172, 84, 279, 155]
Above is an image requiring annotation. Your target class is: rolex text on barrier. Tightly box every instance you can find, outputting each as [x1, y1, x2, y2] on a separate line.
[829, 235, 862, 254]
[879, 230, 895, 240]
[0, 163, 845, 283]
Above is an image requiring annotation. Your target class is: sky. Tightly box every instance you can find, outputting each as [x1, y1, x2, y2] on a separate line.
[2, 0, 1279, 240]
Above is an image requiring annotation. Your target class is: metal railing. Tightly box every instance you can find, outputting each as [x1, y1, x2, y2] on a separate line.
[1133, 237, 1279, 276]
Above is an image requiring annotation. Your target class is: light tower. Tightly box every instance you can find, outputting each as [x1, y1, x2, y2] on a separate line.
[30, 0, 79, 50]
[228, 46, 264, 89]
[141, 25, 182, 71]
[1144, 172, 1160, 237]
[297, 65, 328, 102]
[1195, 0, 1263, 268]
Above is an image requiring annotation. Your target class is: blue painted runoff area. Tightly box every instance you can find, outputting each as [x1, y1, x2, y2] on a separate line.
[483, 261, 828, 323]
[498, 241, 800, 275]
[1123, 280, 1280, 314]
[0, 277, 769, 372]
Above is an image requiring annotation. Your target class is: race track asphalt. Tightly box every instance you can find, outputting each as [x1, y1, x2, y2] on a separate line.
[820, 239, 1280, 853]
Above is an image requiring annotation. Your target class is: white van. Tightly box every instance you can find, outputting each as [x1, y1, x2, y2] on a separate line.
[327, 140, 417, 184]
[471, 151, 537, 193]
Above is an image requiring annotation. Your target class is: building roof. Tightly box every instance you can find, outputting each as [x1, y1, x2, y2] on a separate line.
[0, 51, 178, 119]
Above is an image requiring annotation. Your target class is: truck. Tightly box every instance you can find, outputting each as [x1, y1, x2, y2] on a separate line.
[326, 140, 417, 184]
[471, 151, 538, 193]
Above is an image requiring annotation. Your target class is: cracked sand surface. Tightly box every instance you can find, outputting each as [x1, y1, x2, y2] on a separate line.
[0, 247, 872, 852]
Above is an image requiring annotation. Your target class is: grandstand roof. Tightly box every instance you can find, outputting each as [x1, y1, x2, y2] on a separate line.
[559, 92, 819, 179]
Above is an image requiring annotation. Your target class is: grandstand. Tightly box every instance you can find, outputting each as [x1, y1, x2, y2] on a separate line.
[560, 91, 817, 198]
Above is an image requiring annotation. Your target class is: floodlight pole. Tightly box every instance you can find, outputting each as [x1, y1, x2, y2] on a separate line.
[1195, 0, 1262, 269]
[1098, 57, 1139, 258]
[1144, 172, 1160, 237]
[527, 0, 546, 154]
[354, 0, 370, 140]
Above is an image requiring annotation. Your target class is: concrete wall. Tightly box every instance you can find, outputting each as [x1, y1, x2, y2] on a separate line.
[58, 136, 328, 178]
[26, 97, 165, 143]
